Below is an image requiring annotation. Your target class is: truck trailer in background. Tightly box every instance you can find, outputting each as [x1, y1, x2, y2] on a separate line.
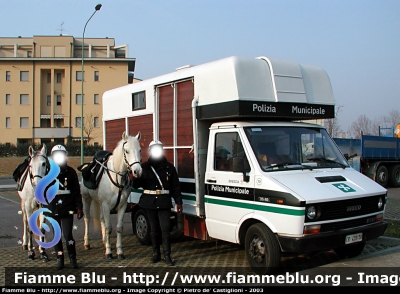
[102, 55, 388, 274]
[333, 132, 400, 188]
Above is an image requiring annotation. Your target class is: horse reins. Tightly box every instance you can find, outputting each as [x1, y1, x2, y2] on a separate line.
[94, 141, 141, 212]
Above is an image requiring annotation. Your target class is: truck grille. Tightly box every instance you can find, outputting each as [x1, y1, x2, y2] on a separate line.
[306, 194, 386, 223]
[320, 216, 379, 232]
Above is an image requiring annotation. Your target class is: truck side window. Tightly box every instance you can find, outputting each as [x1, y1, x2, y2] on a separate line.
[214, 132, 248, 172]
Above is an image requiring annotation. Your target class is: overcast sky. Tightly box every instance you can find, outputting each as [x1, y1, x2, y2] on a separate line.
[1, 0, 399, 132]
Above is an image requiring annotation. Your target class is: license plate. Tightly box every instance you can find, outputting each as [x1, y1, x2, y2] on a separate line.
[345, 233, 363, 244]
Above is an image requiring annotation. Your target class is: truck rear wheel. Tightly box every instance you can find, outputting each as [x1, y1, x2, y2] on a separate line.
[133, 209, 151, 245]
[245, 223, 281, 275]
[389, 164, 400, 188]
[376, 165, 389, 188]
[333, 241, 365, 258]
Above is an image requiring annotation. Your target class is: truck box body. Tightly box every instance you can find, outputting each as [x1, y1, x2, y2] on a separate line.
[103, 56, 388, 274]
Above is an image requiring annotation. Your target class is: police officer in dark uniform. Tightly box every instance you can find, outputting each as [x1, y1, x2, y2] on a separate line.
[44, 145, 84, 270]
[132, 140, 183, 265]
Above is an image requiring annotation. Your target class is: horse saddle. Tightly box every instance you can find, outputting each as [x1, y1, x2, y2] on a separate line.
[77, 150, 112, 190]
[13, 156, 30, 191]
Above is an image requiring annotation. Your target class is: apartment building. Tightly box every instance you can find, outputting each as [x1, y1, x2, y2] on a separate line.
[0, 35, 136, 146]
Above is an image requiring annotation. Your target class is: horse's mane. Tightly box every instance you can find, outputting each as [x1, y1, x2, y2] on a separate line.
[111, 139, 125, 170]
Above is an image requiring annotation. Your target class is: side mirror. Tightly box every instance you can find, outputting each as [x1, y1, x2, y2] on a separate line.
[344, 153, 349, 160]
[232, 157, 250, 182]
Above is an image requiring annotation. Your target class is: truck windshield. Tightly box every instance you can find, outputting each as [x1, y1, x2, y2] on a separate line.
[244, 126, 349, 172]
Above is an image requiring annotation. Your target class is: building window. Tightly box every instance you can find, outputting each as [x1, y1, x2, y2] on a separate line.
[94, 117, 99, 128]
[94, 94, 99, 104]
[40, 119, 50, 128]
[56, 95, 62, 106]
[47, 95, 51, 106]
[132, 91, 146, 110]
[76, 71, 84, 81]
[55, 119, 62, 128]
[6, 71, 10, 81]
[20, 71, 29, 81]
[5, 94, 11, 105]
[20, 94, 29, 105]
[75, 117, 84, 128]
[20, 117, 29, 128]
[27, 51, 32, 58]
[56, 72, 62, 83]
[46, 73, 51, 83]
[94, 71, 99, 81]
[75, 94, 84, 105]
[6, 117, 10, 128]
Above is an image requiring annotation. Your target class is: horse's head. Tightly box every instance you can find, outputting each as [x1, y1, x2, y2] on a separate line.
[119, 131, 142, 178]
[28, 143, 49, 187]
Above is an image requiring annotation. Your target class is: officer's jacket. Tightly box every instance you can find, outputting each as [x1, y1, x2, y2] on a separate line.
[43, 165, 83, 217]
[132, 156, 183, 209]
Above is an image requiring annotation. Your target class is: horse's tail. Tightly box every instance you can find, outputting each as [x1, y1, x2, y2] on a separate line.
[92, 200, 101, 232]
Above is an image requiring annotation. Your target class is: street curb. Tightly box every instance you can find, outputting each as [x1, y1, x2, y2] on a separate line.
[367, 235, 400, 246]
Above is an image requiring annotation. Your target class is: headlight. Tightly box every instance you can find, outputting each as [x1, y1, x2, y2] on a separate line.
[306, 205, 316, 220]
[378, 197, 383, 210]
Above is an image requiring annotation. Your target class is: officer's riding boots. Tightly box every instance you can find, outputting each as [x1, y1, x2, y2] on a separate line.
[151, 235, 161, 263]
[56, 253, 64, 270]
[67, 244, 78, 269]
[162, 236, 174, 266]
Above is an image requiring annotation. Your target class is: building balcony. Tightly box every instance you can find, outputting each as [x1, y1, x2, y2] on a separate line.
[33, 127, 71, 138]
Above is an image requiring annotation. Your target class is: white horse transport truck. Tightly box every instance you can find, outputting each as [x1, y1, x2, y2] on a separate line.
[102, 55, 388, 274]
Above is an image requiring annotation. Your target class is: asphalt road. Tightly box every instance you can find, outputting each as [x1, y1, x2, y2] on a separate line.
[0, 190, 132, 249]
[0, 177, 14, 186]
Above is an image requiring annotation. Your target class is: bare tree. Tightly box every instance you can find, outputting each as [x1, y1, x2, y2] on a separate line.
[325, 105, 343, 137]
[349, 115, 374, 138]
[386, 110, 400, 127]
[372, 117, 384, 136]
[83, 112, 101, 144]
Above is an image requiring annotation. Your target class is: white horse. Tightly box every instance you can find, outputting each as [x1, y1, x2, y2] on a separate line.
[18, 144, 49, 260]
[81, 131, 142, 259]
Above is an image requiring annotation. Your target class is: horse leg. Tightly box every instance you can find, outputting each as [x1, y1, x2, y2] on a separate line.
[25, 206, 36, 260]
[38, 213, 49, 262]
[83, 195, 93, 250]
[21, 209, 29, 251]
[101, 202, 113, 259]
[116, 202, 127, 259]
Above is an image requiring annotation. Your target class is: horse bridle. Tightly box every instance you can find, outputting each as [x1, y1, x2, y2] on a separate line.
[29, 154, 49, 186]
[122, 141, 141, 172]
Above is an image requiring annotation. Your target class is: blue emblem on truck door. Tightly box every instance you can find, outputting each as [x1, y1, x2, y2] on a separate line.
[333, 183, 356, 193]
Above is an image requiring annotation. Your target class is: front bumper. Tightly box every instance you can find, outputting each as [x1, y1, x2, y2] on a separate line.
[277, 221, 388, 253]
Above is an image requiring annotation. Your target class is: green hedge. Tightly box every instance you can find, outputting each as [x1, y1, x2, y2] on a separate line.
[0, 143, 103, 157]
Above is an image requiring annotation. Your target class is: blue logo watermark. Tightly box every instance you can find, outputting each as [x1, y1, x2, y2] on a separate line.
[28, 158, 62, 248]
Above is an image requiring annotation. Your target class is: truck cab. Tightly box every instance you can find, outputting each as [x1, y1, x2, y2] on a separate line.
[205, 121, 386, 272]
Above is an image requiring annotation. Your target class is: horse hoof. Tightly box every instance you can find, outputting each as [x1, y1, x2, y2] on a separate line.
[40, 253, 49, 262]
[22, 245, 28, 250]
[84, 245, 91, 250]
[106, 254, 113, 260]
[117, 254, 125, 260]
[28, 251, 35, 260]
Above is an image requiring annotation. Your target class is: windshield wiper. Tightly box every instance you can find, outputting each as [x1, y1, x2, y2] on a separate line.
[305, 157, 348, 169]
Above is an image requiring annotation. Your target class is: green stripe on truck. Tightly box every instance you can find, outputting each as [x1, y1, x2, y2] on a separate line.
[205, 196, 304, 216]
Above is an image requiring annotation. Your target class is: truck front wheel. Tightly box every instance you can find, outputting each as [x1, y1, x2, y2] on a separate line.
[333, 242, 365, 258]
[376, 165, 389, 188]
[133, 209, 151, 245]
[245, 223, 281, 275]
[389, 164, 400, 188]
